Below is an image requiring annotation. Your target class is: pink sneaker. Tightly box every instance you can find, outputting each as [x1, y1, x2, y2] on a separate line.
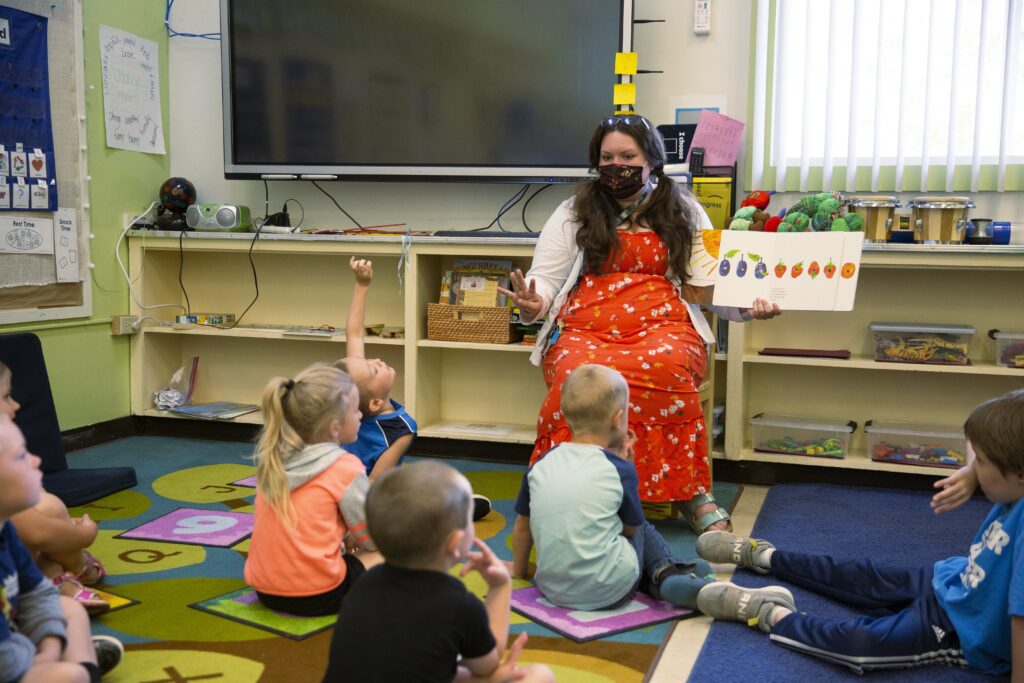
[54, 572, 110, 616]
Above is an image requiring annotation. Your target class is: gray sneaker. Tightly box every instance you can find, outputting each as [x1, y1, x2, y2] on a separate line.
[92, 635, 124, 676]
[696, 531, 775, 574]
[696, 581, 796, 633]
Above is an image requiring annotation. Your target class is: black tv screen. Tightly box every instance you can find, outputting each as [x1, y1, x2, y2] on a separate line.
[221, 0, 633, 182]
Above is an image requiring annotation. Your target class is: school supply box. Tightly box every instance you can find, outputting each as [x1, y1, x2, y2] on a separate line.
[749, 413, 856, 460]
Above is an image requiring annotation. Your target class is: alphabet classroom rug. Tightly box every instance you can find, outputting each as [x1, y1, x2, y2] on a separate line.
[689, 483, 1001, 683]
[67, 436, 741, 682]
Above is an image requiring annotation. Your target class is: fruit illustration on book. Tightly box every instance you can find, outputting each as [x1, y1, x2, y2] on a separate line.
[824, 259, 837, 279]
[736, 256, 748, 277]
[754, 261, 768, 279]
[841, 262, 857, 279]
[718, 259, 731, 276]
[808, 261, 820, 279]
[774, 260, 787, 278]
[791, 262, 804, 278]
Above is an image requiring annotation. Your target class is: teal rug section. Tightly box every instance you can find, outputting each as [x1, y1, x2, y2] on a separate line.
[66, 437, 740, 649]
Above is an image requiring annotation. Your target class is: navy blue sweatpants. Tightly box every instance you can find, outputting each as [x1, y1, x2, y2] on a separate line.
[767, 550, 968, 673]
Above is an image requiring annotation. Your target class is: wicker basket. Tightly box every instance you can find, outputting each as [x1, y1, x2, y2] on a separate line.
[426, 303, 522, 344]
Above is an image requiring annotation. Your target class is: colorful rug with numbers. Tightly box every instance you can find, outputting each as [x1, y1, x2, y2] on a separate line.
[67, 436, 741, 682]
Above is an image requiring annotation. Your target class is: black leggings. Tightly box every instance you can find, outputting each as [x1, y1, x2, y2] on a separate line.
[255, 554, 367, 616]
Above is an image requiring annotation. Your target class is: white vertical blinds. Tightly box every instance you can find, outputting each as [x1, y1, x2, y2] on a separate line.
[753, 0, 1024, 192]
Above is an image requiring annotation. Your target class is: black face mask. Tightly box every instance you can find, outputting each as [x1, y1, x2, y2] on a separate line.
[597, 163, 647, 199]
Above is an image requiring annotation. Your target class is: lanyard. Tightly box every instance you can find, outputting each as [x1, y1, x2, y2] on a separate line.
[615, 183, 651, 224]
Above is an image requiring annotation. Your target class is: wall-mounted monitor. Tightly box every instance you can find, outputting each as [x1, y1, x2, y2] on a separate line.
[221, 0, 633, 183]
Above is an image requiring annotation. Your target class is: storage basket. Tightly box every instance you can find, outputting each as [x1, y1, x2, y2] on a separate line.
[426, 303, 522, 344]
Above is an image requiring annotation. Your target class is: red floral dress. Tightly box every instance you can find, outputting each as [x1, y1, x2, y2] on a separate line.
[530, 231, 709, 502]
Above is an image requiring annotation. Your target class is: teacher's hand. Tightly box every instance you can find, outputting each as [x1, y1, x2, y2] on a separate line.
[499, 269, 545, 321]
[744, 297, 781, 320]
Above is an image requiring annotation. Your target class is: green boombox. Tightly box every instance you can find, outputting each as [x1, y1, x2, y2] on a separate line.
[185, 204, 252, 232]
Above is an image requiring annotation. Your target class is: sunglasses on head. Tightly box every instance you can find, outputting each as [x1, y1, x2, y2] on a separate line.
[600, 115, 653, 131]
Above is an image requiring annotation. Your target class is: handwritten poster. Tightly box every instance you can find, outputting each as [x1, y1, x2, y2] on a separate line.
[54, 208, 80, 282]
[711, 231, 864, 311]
[0, 215, 54, 255]
[687, 109, 744, 167]
[99, 26, 165, 154]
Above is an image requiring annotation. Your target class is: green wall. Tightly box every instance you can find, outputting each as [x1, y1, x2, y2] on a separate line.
[0, 1, 169, 430]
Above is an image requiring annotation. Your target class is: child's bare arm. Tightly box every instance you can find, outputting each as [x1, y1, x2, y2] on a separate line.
[346, 257, 372, 360]
[461, 539, 512, 666]
[11, 508, 96, 555]
[931, 464, 978, 515]
[511, 515, 534, 579]
[368, 433, 414, 481]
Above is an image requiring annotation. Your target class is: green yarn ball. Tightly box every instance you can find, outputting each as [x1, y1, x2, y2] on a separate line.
[844, 214, 865, 231]
[831, 217, 850, 232]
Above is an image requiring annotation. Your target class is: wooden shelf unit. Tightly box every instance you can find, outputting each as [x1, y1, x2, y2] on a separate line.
[129, 233, 1024, 478]
[723, 247, 1024, 475]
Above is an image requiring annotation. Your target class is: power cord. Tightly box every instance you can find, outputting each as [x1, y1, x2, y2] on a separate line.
[114, 202, 185, 313]
[311, 181, 362, 228]
[467, 184, 529, 232]
[165, 0, 220, 40]
[521, 184, 552, 232]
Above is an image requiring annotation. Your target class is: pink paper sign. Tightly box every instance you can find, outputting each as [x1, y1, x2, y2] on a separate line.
[687, 109, 745, 167]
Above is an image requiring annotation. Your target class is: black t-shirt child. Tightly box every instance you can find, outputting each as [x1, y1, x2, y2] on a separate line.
[322, 562, 496, 683]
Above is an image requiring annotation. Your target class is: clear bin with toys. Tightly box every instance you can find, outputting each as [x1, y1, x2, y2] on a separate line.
[989, 329, 1024, 369]
[869, 322, 974, 366]
[749, 413, 856, 459]
[865, 421, 967, 469]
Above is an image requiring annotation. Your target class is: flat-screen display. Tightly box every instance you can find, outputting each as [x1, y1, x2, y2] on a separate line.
[221, 0, 633, 182]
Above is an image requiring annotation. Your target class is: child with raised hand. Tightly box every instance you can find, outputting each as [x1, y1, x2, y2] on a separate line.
[0, 415, 123, 683]
[695, 388, 1024, 677]
[244, 363, 383, 616]
[323, 460, 554, 683]
[336, 257, 491, 520]
[511, 364, 721, 612]
[1, 361, 108, 616]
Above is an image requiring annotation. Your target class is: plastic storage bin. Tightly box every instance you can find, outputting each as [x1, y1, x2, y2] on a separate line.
[866, 421, 967, 469]
[990, 329, 1024, 368]
[749, 413, 856, 459]
[869, 322, 974, 365]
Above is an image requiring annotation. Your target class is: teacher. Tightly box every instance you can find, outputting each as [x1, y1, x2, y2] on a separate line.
[502, 114, 780, 534]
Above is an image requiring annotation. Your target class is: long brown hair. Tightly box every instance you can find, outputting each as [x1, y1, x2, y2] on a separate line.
[572, 115, 700, 280]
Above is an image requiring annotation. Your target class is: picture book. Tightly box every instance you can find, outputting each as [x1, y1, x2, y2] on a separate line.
[168, 402, 261, 420]
[711, 231, 864, 311]
[448, 258, 512, 307]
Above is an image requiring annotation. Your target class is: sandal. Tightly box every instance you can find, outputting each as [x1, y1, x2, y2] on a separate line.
[74, 550, 106, 586]
[681, 493, 732, 534]
[54, 572, 110, 616]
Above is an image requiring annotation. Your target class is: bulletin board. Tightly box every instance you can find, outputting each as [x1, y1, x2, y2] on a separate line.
[0, 0, 90, 322]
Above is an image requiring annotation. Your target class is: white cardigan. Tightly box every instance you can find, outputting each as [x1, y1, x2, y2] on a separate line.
[523, 194, 747, 367]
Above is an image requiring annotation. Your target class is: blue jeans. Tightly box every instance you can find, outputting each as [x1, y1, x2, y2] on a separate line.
[605, 520, 711, 608]
[769, 550, 965, 673]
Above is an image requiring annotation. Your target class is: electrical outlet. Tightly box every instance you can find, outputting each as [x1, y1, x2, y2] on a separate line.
[111, 315, 140, 336]
[123, 212, 154, 229]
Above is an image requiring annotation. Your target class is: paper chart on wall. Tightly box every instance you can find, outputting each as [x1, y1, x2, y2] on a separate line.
[54, 208, 80, 282]
[99, 25, 166, 154]
[0, 215, 54, 254]
[711, 231, 864, 311]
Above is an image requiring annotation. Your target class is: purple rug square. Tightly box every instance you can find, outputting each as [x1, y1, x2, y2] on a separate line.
[510, 585, 694, 643]
[115, 507, 254, 547]
[232, 475, 258, 488]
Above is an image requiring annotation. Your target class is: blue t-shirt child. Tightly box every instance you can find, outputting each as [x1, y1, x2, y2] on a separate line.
[932, 497, 1023, 675]
[345, 399, 417, 472]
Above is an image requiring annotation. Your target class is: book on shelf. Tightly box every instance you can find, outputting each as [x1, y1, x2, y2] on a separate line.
[441, 258, 513, 308]
[168, 402, 261, 420]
